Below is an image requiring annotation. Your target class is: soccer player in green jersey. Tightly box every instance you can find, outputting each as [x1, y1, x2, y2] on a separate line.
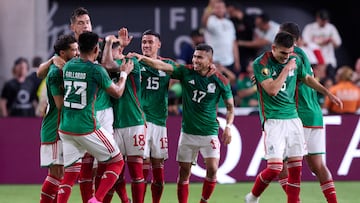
[59, 31, 133, 203]
[277, 22, 341, 203]
[39, 34, 78, 203]
[139, 29, 176, 203]
[244, 32, 342, 203]
[102, 28, 147, 203]
[128, 43, 235, 203]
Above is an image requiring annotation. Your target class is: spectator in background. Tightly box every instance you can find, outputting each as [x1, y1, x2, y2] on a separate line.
[0, 57, 38, 117]
[202, 0, 241, 75]
[28, 56, 43, 98]
[237, 13, 280, 57]
[235, 59, 258, 107]
[324, 66, 360, 114]
[302, 9, 342, 82]
[177, 28, 205, 65]
[227, 2, 257, 72]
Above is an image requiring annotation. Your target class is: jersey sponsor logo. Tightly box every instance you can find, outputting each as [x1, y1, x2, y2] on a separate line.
[188, 79, 195, 85]
[207, 83, 216, 93]
[261, 68, 270, 76]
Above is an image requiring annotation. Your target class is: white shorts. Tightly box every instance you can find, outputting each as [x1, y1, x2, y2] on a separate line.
[176, 132, 220, 163]
[59, 127, 121, 167]
[143, 122, 168, 160]
[40, 140, 63, 167]
[114, 125, 146, 157]
[97, 107, 114, 135]
[263, 118, 306, 160]
[304, 127, 325, 154]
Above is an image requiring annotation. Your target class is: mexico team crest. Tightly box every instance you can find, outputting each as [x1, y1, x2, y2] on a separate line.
[207, 83, 216, 93]
[261, 68, 270, 76]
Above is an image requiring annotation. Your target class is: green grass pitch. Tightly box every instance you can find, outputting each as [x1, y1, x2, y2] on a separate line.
[0, 181, 358, 203]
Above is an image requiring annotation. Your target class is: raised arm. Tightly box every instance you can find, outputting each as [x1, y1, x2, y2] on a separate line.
[261, 58, 296, 96]
[37, 56, 65, 79]
[102, 35, 121, 71]
[127, 52, 174, 74]
[106, 59, 134, 98]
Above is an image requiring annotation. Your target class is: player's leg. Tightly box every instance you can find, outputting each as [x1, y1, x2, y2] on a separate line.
[199, 135, 220, 203]
[79, 153, 95, 203]
[150, 158, 165, 203]
[40, 141, 63, 203]
[176, 132, 199, 203]
[285, 118, 306, 203]
[245, 119, 288, 202]
[121, 125, 146, 203]
[81, 128, 124, 202]
[305, 128, 338, 203]
[57, 161, 81, 203]
[148, 123, 168, 203]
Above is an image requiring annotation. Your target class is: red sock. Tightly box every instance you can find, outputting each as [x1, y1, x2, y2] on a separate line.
[114, 169, 130, 203]
[151, 167, 164, 203]
[58, 165, 80, 203]
[251, 162, 283, 197]
[95, 163, 107, 191]
[200, 178, 216, 203]
[40, 175, 61, 203]
[79, 153, 95, 203]
[128, 157, 145, 203]
[321, 180, 338, 203]
[177, 180, 189, 203]
[143, 161, 151, 200]
[278, 177, 288, 193]
[102, 187, 115, 203]
[286, 160, 302, 203]
[95, 159, 124, 201]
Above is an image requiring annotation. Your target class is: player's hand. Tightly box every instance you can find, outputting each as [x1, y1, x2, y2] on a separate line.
[120, 59, 134, 74]
[206, 63, 217, 77]
[329, 93, 343, 109]
[118, 27, 133, 48]
[105, 35, 119, 44]
[221, 127, 232, 145]
[127, 52, 143, 61]
[250, 74, 256, 85]
[286, 58, 297, 71]
[53, 55, 66, 69]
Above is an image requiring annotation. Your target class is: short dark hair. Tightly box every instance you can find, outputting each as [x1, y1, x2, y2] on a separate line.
[190, 28, 203, 37]
[32, 56, 43, 67]
[78, 32, 99, 53]
[53, 34, 77, 55]
[257, 13, 270, 23]
[274, 32, 294, 48]
[70, 7, 89, 24]
[195, 43, 213, 55]
[142, 29, 161, 41]
[279, 22, 300, 40]
[13, 57, 29, 71]
[316, 9, 330, 20]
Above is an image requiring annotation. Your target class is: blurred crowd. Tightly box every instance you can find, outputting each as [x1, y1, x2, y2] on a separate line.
[1, 0, 360, 117]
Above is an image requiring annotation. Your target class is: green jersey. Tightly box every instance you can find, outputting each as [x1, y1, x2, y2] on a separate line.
[236, 75, 258, 107]
[171, 64, 233, 135]
[112, 57, 145, 128]
[40, 64, 63, 143]
[59, 58, 113, 135]
[294, 46, 323, 127]
[140, 57, 174, 126]
[253, 52, 306, 125]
